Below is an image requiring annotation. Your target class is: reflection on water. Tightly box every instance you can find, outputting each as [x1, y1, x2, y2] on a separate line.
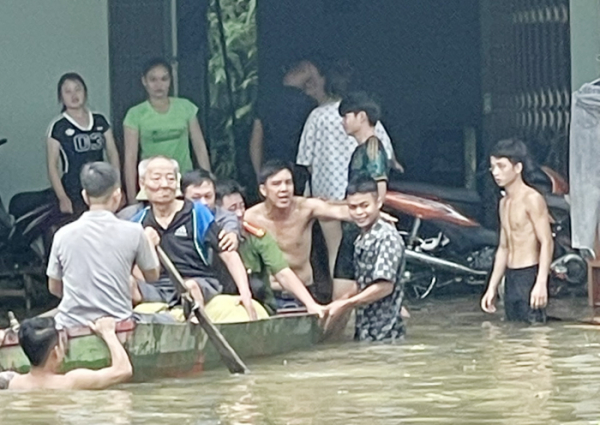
[1, 390, 133, 424]
[2, 295, 600, 424]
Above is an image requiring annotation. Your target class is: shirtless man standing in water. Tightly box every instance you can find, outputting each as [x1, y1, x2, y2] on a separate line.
[1, 317, 131, 390]
[481, 139, 553, 323]
[244, 160, 352, 303]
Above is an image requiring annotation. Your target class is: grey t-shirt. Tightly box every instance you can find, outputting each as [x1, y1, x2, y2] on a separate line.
[214, 206, 240, 236]
[47, 210, 159, 328]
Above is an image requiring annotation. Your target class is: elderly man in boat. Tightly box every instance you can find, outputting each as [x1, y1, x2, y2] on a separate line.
[130, 156, 259, 321]
[47, 162, 161, 328]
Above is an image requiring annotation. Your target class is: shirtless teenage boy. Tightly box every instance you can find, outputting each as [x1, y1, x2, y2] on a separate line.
[481, 139, 553, 323]
[244, 160, 352, 303]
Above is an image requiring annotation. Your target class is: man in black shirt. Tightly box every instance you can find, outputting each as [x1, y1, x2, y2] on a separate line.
[131, 156, 257, 320]
[249, 70, 317, 196]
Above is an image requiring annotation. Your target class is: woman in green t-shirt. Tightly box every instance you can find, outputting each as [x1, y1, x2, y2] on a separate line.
[123, 58, 210, 203]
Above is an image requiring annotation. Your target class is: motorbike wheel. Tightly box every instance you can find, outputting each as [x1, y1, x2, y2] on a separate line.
[404, 267, 437, 301]
[549, 253, 588, 296]
[564, 255, 588, 287]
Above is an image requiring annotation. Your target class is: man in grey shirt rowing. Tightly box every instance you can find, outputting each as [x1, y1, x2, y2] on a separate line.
[47, 162, 160, 329]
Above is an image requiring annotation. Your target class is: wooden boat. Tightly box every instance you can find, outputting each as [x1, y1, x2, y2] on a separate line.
[0, 312, 322, 381]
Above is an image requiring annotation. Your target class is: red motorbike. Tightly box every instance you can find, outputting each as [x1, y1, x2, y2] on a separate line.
[384, 167, 586, 301]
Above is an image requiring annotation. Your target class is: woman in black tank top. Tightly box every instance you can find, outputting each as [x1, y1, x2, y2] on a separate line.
[46, 73, 120, 215]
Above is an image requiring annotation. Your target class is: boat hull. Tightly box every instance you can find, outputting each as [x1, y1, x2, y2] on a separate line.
[0, 313, 322, 380]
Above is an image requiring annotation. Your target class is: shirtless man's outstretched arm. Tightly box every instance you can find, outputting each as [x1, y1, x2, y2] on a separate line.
[304, 197, 351, 222]
[307, 197, 396, 223]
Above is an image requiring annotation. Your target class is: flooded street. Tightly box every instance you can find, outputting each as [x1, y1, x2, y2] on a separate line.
[2, 294, 600, 424]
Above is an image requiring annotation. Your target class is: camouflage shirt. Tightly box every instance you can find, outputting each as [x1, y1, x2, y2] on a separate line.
[348, 136, 389, 184]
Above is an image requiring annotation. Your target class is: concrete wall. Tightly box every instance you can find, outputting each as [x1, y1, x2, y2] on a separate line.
[0, 1, 110, 202]
[570, 0, 600, 90]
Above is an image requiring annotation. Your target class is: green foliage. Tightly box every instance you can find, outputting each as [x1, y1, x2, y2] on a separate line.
[207, 0, 258, 179]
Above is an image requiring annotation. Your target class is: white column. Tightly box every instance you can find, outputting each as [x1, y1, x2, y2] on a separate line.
[570, 0, 600, 90]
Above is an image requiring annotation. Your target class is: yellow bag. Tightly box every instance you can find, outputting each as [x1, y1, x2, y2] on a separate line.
[205, 295, 269, 323]
[133, 295, 269, 324]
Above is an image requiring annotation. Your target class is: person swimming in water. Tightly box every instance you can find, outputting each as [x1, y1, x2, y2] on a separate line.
[1, 316, 132, 390]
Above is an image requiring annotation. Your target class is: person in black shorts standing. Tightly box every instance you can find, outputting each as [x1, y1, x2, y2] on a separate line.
[333, 92, 390, 301]
[46, 72, 120, 216]
[481, 139, 553, 323]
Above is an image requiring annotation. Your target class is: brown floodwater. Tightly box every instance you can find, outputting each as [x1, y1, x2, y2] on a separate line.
[1, 294, 599, 425]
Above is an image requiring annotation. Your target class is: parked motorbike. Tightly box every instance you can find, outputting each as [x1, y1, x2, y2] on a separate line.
[385, 167, 586, 301]
[0, 139, 56, 269]
[0, 139, 13, 253]
[384, 190, 495, 300]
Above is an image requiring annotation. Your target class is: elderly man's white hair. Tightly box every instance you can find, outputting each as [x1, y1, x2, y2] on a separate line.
[138, 156, 180, 180]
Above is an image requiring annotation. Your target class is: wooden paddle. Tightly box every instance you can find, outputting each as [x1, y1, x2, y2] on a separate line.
[156, 246, 249, 374]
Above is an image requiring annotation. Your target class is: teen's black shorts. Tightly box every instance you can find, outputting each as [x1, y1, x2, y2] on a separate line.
[504, 264, 546, 323]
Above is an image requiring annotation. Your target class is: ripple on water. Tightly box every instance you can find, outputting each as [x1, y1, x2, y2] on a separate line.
[2, 295, 600, 424]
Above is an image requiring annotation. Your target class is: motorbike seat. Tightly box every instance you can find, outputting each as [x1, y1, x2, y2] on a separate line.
[388, 181, 482, 206]
[545, 194, 569, 212]
[466, 226, 498, 248]
[434, 219, 498, 252]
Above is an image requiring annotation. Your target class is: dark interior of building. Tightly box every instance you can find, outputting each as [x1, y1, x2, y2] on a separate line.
[258, 0, 482, 186]
[108, 0, 571, 211]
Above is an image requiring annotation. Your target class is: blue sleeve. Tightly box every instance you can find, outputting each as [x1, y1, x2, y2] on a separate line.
[192, 202, 216, 245]
[129, 206, 149, 224]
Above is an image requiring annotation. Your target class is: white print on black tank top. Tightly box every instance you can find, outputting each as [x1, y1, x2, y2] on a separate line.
[72, 133, 104, 153]
[48, 111, 108, 178]
[62, 111, 105, 153]
[58, 129, 106, 174]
